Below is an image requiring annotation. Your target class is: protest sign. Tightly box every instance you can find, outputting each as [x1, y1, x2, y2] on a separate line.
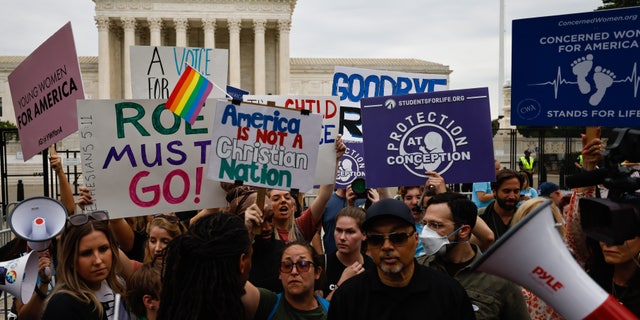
[243, 94, 339, 185]
[130, 45, 228, 99]
[512, 6, 640, 126]
[8, 22, 84, 160]
[77, 99, 227, 218]
[207, 100, 322, 192]
[332, 66, 448, 142]
[360, 87, 495, 187]
[336, 142, 366, 188]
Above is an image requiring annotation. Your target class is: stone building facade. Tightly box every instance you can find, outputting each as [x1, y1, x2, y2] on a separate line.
[0, 0, 451, 130]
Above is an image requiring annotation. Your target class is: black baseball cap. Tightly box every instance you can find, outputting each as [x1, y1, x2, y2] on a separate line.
[362, 198, 415, 231]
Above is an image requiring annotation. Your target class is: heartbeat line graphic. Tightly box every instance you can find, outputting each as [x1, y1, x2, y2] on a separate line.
[528, 63, 640, 99]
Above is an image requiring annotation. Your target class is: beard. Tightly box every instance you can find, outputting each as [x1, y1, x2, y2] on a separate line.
[496, 197, 517, 211]
[378, 252, 404, 274]
[380, 262, 404, 274]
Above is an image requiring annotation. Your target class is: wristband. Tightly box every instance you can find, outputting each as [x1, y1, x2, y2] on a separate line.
[34, 286, 47, 300]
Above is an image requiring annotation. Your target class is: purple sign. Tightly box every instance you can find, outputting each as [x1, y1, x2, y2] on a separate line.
[336, 142, 366, 189]
[360, 87, 495, 187]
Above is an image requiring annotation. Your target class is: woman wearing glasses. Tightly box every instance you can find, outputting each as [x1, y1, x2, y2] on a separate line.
[41, 211, 130, 320]
[322, 207, 374, 300]
[251, 241, 329, 320]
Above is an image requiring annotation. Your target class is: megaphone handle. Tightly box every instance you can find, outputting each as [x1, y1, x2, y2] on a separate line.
[44, 267, 51, 278]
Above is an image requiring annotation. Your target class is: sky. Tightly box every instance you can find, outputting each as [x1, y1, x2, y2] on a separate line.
[0, 0, 605, 118]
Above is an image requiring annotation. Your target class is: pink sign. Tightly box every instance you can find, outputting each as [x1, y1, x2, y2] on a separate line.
[8, 22, 84, 160]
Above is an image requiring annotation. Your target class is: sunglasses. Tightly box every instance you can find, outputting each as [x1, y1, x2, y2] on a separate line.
[280, 260, 315, 273]
[68, 210, 109, 226]
[367, 231, 415, 247]
[153, 214, 180, 224]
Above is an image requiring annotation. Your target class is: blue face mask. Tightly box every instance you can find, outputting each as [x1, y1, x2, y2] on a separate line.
[419, 226, 463, 256]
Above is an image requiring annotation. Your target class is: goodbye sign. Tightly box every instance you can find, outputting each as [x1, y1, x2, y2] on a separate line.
[8, 22, 85, 160]
[77, 99, 227, 218]
[130, 45, 228, 99]
[243, 94, 340, 185]
[332, 66, 448, 142]
[207, 100, 322, 192]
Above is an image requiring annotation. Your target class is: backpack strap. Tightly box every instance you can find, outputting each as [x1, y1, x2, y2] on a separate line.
[316, 295, 330, 313]
[266, 292, 283, 320]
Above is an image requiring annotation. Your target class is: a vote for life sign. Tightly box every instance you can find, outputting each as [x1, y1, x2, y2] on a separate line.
[207, 100, 322, 193]
[77, 99, 227, 218]
[9, 22, 84, 160]
[512, 6, 640, 126]
[130, 45, 228, 99]
[360, 88, 495, 187]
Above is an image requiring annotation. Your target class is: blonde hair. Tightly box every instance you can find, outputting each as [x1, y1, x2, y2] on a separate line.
[144, 214, 187, 263]
[267, 189, 298, 242]
[50, 221, 124, 318]
[512, 197, 566, 237]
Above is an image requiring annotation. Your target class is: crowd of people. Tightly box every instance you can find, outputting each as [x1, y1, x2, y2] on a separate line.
[2, 128, 640, 320]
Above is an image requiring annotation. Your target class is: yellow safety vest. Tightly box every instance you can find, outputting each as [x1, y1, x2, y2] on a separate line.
[520, 156, 534, 170]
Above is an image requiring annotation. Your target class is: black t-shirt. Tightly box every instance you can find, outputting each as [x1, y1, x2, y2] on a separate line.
[321, 251, 375, 296]
[124, 230, 147, 262]
[480, 203, 510, 240]
[328, 262, 475, 320]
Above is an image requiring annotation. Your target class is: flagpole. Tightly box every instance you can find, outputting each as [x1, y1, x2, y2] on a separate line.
[498, 0, 505, 120]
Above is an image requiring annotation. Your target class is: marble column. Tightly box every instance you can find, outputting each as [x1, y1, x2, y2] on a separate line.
[253, 19, 266, 95]
[228, 18, 242, 88]
[122, 17, 136, 99]
[175, 18, 188, 47]
[148, 17, 162, 46]
[277, 20, 291, 94]
[203, 18, 216, 49]
[95, 16, 111, 99]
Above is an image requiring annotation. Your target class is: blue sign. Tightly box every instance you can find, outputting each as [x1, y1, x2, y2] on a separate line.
[512, 7, 640, 126]
[360, 88, 495, 187]
[226, 85, 250, 101]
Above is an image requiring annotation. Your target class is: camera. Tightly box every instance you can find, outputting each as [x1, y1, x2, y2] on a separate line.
[566, 128, 640, 245]
[351, 178, 370, 199]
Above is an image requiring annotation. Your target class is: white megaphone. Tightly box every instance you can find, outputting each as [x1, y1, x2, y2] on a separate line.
[8, 197, 67, 252]
[0, 252, 40, 303]
[8, 197, 67, 278]
[471, 200, 637, 320]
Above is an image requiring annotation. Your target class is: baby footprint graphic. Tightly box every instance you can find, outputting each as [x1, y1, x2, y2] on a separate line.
[589, 66, 615, 106]
[571, 54, 593, 94]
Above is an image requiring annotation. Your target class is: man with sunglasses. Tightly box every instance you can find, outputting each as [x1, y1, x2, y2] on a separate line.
[327, 198, 475, 320]
[418, 192, 530, 320]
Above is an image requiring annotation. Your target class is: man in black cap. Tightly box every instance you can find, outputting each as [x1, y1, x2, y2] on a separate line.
[327, 198, 475, 320]
[538, 181, 563, 207]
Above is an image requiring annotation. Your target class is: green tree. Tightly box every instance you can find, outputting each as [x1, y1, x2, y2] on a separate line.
[0, 120, 18, 141]
[598, 0, 640, 9]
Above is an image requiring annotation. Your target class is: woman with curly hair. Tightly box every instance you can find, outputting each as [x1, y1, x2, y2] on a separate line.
[158, 212, 253, 320]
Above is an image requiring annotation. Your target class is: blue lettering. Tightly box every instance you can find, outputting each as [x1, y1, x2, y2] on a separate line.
[332, 72, 448, 103]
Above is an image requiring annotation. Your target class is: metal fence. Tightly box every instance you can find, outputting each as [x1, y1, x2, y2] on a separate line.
[0, 228, 15, 319]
